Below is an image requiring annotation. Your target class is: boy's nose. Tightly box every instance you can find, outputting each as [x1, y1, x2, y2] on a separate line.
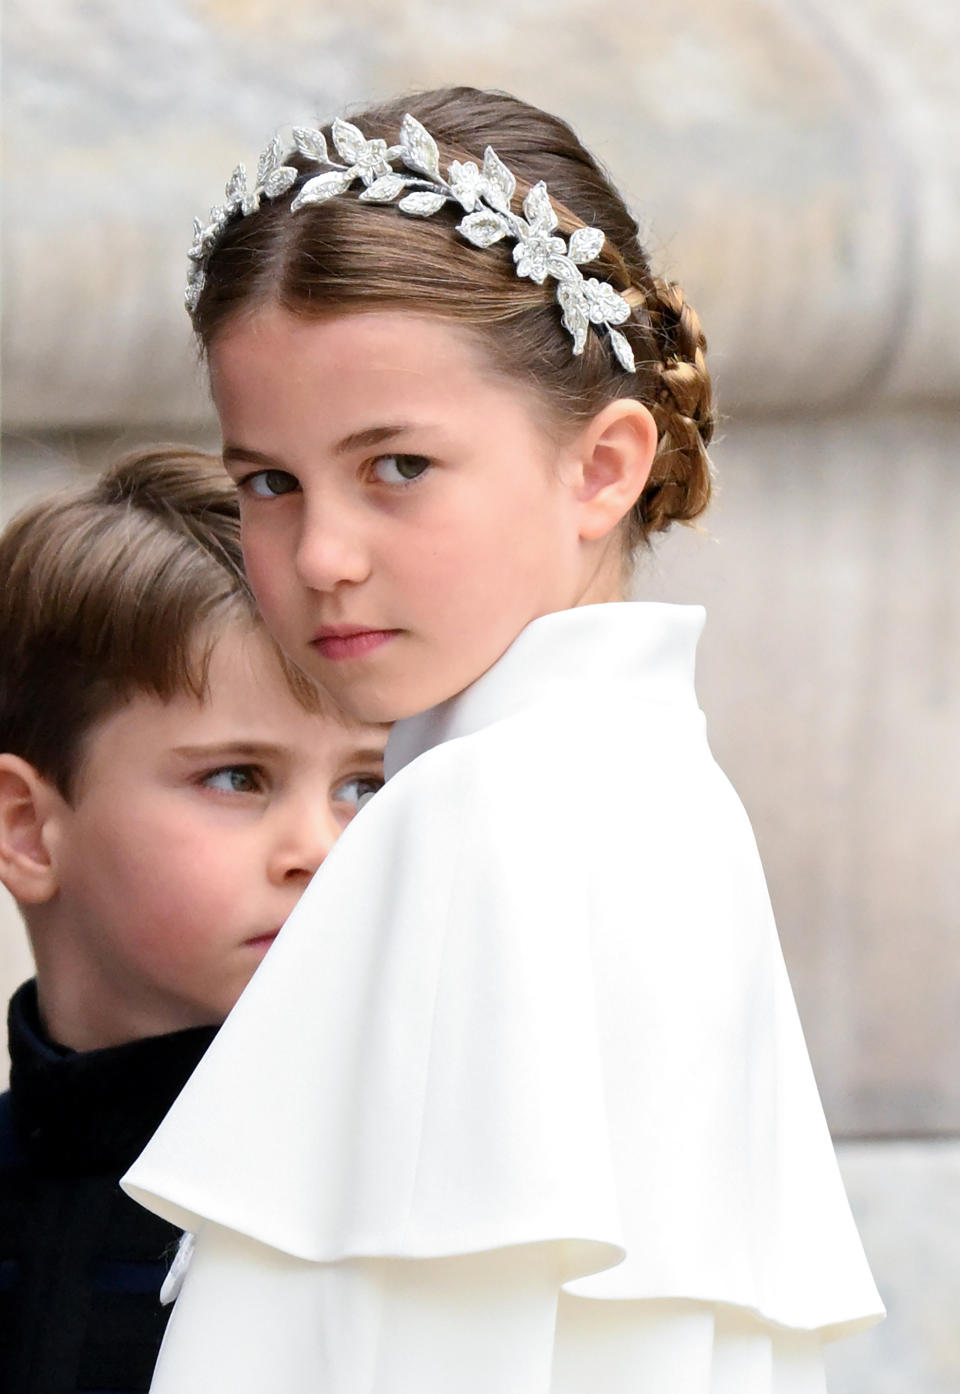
[294, 504, 370, 590]
[268, 805, 341, 887]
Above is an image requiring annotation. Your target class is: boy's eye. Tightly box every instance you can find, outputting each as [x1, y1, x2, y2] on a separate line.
[333, 774, 384, 812]
[371, 454, 430, 485]
[244, 469, 299, 498]
[202, 765, 263, 794]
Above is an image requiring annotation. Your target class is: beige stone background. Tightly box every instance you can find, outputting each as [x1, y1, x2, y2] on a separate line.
[1, 1, 958, 1389]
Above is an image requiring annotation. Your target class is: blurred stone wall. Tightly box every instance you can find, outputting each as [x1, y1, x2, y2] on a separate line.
[5, 0, 960, 426]
[2, 2, 958, 1390]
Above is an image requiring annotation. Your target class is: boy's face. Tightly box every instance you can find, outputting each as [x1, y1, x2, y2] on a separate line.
[35, 625, 386, 1049]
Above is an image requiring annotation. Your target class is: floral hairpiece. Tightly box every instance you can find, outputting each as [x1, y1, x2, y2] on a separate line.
[186, 113, 636, 372]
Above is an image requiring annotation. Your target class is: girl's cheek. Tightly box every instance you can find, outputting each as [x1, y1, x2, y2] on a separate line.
[242, 540, 292, 620]
[241, 517, 280, 571]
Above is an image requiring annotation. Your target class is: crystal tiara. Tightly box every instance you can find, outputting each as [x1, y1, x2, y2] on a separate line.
[186, 113, 637, 373]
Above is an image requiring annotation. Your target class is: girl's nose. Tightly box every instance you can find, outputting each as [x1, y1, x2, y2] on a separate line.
[295, 503, 370, 590]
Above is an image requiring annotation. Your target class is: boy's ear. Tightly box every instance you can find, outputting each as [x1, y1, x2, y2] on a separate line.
[570, 399, 658, 541]
[0, 755, 64, 904]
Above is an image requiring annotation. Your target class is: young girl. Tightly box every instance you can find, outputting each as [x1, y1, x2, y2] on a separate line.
[124, 87, 883, 1392]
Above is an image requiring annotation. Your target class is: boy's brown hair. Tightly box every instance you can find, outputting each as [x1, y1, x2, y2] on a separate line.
[0, 445, 325, 801]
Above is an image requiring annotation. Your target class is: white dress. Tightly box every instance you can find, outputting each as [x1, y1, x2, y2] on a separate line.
[123, 603, 883, 1392]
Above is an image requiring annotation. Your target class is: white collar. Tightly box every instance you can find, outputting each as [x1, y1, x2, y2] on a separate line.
[385, 601, 705, 779]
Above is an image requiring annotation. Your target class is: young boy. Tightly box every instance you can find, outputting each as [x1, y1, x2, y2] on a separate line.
[0, 447, 387, 1393]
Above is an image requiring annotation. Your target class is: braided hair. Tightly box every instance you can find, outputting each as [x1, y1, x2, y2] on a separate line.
[193, 86, 715, 550]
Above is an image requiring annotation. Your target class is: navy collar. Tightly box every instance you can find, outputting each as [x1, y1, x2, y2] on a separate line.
[6, 980, 217, 1175]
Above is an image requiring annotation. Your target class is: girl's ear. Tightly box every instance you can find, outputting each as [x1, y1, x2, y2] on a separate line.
[0, 755, 64, 904]
[570, 399, 658, 541]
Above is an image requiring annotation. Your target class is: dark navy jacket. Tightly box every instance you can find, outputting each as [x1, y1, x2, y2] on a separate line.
[0, 981, 216, 1394]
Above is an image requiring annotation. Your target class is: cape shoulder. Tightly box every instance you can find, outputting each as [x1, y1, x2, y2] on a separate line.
[124, 698, 883, 1336]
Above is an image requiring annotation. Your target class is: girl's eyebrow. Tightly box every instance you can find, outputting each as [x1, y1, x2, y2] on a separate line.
[222, 445, 282, 470]
[333, 423, 414, 455]
[223, 425, 417, 470]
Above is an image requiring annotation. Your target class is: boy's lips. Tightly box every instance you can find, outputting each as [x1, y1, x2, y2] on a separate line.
[311, 625, 399, 661]
[244, 930, 280, 950]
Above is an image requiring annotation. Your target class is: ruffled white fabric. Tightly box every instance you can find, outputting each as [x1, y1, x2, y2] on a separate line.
[123, 603, 883, 1391]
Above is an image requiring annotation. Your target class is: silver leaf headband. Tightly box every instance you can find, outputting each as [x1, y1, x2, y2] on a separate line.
[186, 113, 637, 373]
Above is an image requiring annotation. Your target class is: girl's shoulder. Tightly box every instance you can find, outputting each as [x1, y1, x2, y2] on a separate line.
[387, 683, 712, 795]
[361, 690, 741, 896]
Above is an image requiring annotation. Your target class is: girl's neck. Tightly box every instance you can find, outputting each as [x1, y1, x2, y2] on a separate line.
[571, 544, 627, 608]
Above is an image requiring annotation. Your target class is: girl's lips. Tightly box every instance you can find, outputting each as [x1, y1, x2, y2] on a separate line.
[311, 628, 398, 661]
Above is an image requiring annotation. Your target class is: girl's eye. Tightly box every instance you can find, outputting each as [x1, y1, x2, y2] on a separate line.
[244, 469, 300, 498]
[202, 766, 264, 795]
[371, 454, 430, 485]
[333, 774, 384, 813]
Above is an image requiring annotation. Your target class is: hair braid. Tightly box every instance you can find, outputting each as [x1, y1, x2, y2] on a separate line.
[626, 279, 714, 542]
[194, 86, 717, 552]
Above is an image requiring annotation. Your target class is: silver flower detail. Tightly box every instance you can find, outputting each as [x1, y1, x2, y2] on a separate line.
[292, 121, 396, 210]
[459, 211, 510, 247]
[608, 328, 636, 372]
[256, 136, 298, 199]
[331, 119, 393, 185]
[581, 278, 631, 326]
[291, 168, 356, 211]
[358, 173, 410, 203]
[262, 166, 298, 199]
[568, 226, 606, 265]
[398, 114, 441, 179]
[189, 215, 222, 260]
[512, 180, 567, 283]
[223, 165, 259, 217]
[292, 126, 330, 163]
[185, 266, 205, 313]
[399, 191, 448, 216]
[480, 148, 515, 213]
[447, 160, 484, 212]
[513, 233, 568, 284]
[522, 182, 558, 234]
[185, 113, 637, 373]
[557, 282, 590, 355]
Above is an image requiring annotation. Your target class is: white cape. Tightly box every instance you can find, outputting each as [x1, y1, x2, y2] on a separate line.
[124, 603, 883, 1392]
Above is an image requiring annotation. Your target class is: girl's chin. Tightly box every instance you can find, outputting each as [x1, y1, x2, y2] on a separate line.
[316, 677, 442, 727]
[301, 640, 481, 725]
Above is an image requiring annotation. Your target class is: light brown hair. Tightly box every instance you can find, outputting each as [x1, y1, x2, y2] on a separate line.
[192, 86, 714, 548]
[0, 445, 325, 800]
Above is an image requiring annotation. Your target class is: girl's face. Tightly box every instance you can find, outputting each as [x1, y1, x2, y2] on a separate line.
[212, 307, 619, 723]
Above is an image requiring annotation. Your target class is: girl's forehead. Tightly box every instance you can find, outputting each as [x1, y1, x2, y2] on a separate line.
[211, 305, 489, 378]
[210, 306, 543, 437]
